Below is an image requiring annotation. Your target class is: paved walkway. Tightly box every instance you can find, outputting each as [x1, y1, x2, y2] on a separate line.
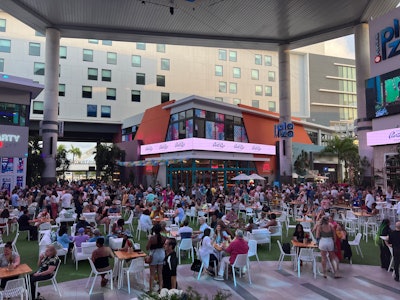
[38, 261, 400, 299]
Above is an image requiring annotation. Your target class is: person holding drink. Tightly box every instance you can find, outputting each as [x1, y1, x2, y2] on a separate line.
[0, 241, 20, 288]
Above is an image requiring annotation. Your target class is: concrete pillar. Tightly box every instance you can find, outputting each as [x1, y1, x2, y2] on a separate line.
[279, 44, 293, 183]
[41, 28, 60, 184]
[354, 23, 373, 185]
[317, 129, 322, 146]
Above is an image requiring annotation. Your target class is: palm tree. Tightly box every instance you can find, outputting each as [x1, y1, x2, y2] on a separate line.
[93, 143, 125, 181]
[69, 145, 82, 163]
[27, 136, 44, 186]
[56, 144, 70, 178]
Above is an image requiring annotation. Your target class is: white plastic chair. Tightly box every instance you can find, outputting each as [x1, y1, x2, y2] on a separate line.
[300, 222, 311, 233]
[124, 211, 134, 233]
[245, 207, 254, 220]
[186, 207, 197, 222]
[16, 222, 30, 241]
[73, 242, 97, 270]
[0, 218, 9, 236]
[38, 222, 51, 241]
[249, 229, 271, 251]
[228, 253, 251, 287]
[11, 232, 19, 254]
[178, 238, 194, 264]
[348, 233, 363, 261]
[297, 248, 316, 278]
[363, 216, 378, 242]
[35, 260, 62, 298]
[224, 203, 232, 214]
[3, 278, 28, 300]
[86, 257, 113, 295]
[277, 240, 296, 270]
[269, 224, 283, 242]
[122, 257, 145, 293]
[247, 239, 259, 262]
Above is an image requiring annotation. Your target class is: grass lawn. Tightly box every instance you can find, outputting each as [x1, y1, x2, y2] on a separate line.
[11, 216, 380, 284]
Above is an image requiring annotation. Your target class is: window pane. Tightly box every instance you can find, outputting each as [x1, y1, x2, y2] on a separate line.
[255, 54, 262, 65]
[161, 58, 170, 70]
[102, 69, 111, 82]
[264, 55, 272, 66]
[218, 49, 227, 61]
[233, 98, 241, 105]
[59, 84, 65, 97]
[157, 75, 165, 87]
[252, 100, 259, 108]
[88, 68, 98, 80]
[268, 101, 276, 112]
[29, 42, 40, 56]
[136, 73, 145, 85]
[233, 67, 241, 78]
[33, 101, 44, 114]
[0, 39, 11, 53]
[102, 40, 112, 46]
[35, 31, 45, 37]
[131, 90, 141, 102]
[268, 71, 275, 81]
[255, 85, 262, 96]
[83, 49, 93, 62]
[82, 86, 92, 98]
[215, 97, 223, 102]
[161, 92, 170, 103]
[101, 105, 111, 118]
[251, 69, 259, 80]
[157, 44, 166, 53]
[87, 105, 97, 117]
[132, 55, 141, 67]
[0, 19, 6, 32]
[229, 50, 237, 62]
[215, 65, 223, 76]
[0, 58, 4, 72]
[106, 88, 116, 100]
[229, 82, 237, 94]
[136, 42, 146, 50]
[59, 46, 67, 59]
[34, 62, 45, 75]
[107, 52, 117, 64]
[88, 39, 98, 44]
[219, 82, 227, 93]
[265, 85, 272, 96]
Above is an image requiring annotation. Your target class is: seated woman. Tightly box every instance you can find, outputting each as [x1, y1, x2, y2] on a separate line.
[0, 242, 20, 288]
[199, 228, 219, 276]
[91, 238, 114, 287]
[57, 225, 73, 251]
[213, 223, 230, 245]
[292, 223, 306, 243]
[139, 209, 153, 234]
[35, 208, 50, 226]
[245, 217, 259, 233]
[30, 245, 60, 300]
[110, 218, 125, 237]
[224, 209, 238, 224]
[150, 205, 164, 219]
[370, 203, 380, 216]
[119, 230, 135, 251]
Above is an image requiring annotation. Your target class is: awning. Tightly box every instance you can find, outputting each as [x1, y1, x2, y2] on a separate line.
[116, 158, 186, 167]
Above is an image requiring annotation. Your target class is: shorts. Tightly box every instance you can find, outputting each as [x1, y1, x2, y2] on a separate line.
[150, 248, 165, 266]
[319, 237, 334, 252]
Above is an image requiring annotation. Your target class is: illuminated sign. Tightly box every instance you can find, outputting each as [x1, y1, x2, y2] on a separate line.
[140, 138, 275, 155]
[0, 134, 20, 142]
[0, 126, 29, 157]
[274, 122, 294, 138]
[367, 127, 400, 146]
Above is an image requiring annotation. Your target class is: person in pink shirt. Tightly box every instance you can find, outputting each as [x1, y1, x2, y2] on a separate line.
[73, 227, 90, 248]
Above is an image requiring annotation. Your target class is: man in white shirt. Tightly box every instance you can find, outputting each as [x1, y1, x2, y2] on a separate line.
[177, 220, 193, 239]
[60, 190, 73, 209]
[365, 190, 375, 213]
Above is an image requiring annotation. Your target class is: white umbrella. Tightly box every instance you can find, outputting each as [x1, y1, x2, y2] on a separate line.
[248, 173, 266, 180]
[231, 174, 250, 180]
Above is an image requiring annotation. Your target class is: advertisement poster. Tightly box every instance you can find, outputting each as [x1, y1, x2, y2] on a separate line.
[17, 158, 24, 173]
[16, 176, 23, 188]
[1, 158, 14, 174]
[1, 177, 12, 194]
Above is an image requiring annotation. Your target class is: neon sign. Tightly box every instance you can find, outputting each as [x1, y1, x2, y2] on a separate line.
[0, 134, 20, 142]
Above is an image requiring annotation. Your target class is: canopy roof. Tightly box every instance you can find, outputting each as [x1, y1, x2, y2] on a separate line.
[1, 0, 398, 50]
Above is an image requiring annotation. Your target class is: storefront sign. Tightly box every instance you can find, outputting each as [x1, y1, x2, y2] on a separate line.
[0, 126, 29, 157]
[367, 127, 400, 146]
[274, 122, 294, 138]
[140, 138, 275, 155]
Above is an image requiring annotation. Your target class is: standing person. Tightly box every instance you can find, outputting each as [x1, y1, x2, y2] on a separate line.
[377, 219, 392, 269]
[388, 221, 400, 282]
[162, 237, 178, 290]
[91, 237, 114, 287]
[146, 224, 166, 292]
[0, 242, 20, 288]
[316, 216, 340, 278]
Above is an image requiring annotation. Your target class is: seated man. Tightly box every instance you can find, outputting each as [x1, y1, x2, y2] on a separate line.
[91, 237, 114, 287]
[30, 245, 60, 300]
[260, 213, 277, 230]
[214, 229, 249, 281]
[18, 209, 38, 240]
[177, 220, 193, 239]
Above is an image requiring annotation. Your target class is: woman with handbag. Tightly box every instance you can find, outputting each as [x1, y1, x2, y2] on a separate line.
[146, 223, 166, 292]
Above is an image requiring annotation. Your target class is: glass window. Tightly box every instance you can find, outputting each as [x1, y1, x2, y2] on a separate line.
[29, 42, 40, 56]
[35, 31, 45, 37]
[131, 90, 141, 102]
[132, 55, 141, 67]
[268, 101, 276, 112]
[136, 73, 145, 85]
[215, 97, 223, 102]
[161, 58, 170, 70]
[101, 105, 111, 118]
[106, 88, 116, 100]
[136, 42, 146, 50]
[157, 75, 165, 87]
[252, 100, 259, 108]
[59, 46, 67, 59]
[102, 69, 111, 82]
[0, 19, 6, 32]
[265, 85, 272, 96]
[233, 67, 241, 78]
[229, 82, 237, 94]
[82, 86, 92, 98]
[268, 71, 275, 81]
[83, 49, 93, 62]
[102, 40, 112, 46]
[161, 92, 170, 103]
[255, 85, 262, 96]
[219, 81, 227, 93]
[229, 50, 237, 62]
[233, 98, 241, 105]
[88, 39, 98, 44]
[255, 54, 262, 65]
[264, 55, 272, 66]
[33, 101, 44, 114]
[107, 52, 117, 64]
[34, 62, 45, 75]
[157, 44, 166, 53]
[215, 65, 223, 76]
[0, 58, 4, 72]
[59, 84, 65, 97]
[88, 68, 98, 80]
[0, 39, 11, 53]
[218, 49, 227, 61]
[251, 69, 259, 80]
[87, 105, 97, 117]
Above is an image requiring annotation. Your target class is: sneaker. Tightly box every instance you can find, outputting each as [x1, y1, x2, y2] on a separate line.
[214, 275, 224, 281]
[205, 269, 215, 277]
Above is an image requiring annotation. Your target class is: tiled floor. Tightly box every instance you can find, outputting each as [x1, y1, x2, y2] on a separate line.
[38, 261, 400, 300]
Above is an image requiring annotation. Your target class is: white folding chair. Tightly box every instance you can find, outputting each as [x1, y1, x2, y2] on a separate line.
[228, 253, 251, 287]
[178, 238, 194, 264]
[86, 257, 113, 295]
[0, 218, 9, 236]
[348, 233, 363, 262]
[247, 239, 259, 262]
[35, 260, 62, 298]
[297, 248, 316, 278]
[3, 278, 28, 300]
[122, 257, 145, 293]
[277, 240, 296, 270]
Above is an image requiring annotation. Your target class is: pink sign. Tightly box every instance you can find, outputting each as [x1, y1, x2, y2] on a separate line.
[367, 127, 400, 146]
[140, 138, 275, 155]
